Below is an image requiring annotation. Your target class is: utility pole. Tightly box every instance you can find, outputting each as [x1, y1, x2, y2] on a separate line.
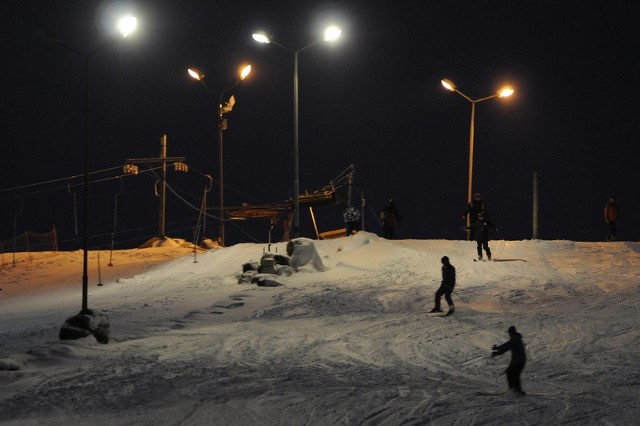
[532, 171, 539, 239]
[123, 134, 188, 239]
[159, 135, 167, 238]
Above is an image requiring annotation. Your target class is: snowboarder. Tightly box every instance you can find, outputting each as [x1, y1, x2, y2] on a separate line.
[343, 205, 361, 236]
[604, 195, 620, 241]
[429, 256, 456, 315]
[473, 210, 498, 261]
[463, 193, 485, 239]
[492, 325, 527, 395]
[380, 199, 402, 239]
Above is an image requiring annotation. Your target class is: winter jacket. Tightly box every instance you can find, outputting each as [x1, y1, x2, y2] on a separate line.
[441, 263, 456, 289]
[473, 215, 497, 242]
[604, 201, 619, 222]
[343, 206, 361, 223]
[494, 332, 526, 365]
[381, 204, 401, 226]
[463, 199, 485, 222]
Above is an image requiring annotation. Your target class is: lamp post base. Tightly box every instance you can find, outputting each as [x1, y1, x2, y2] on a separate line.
[59, 308, 110, 344]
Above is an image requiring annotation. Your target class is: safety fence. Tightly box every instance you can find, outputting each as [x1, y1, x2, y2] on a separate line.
[0, 228, 58, 254]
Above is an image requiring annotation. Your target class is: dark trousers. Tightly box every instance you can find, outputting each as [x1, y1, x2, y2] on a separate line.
[477, 239, 491, 258]
[382, 225, 395, 239]
[607, 221, 617, 240]
[346, 222, 360, 236]
[506, 363, 525, 392]
[434, 285, 453, 309]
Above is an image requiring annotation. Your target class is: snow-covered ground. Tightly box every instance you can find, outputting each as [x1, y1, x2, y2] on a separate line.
[1, 232, 639, 425]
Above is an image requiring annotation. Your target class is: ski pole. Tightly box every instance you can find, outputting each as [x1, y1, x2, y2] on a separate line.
[453, 289, 468, 303]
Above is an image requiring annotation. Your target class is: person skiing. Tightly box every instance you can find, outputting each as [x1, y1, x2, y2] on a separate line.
[429, 256, 456, 315]
[492, 326, 527, 395]
[604, 195, 620, 241]
[343, 204, 361, 236]
[473, 210, 498, 261]
[463, 193, 485, 239]
[380, 199, 402, 239]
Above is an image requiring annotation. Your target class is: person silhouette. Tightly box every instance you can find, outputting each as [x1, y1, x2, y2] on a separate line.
[492, 325, 527, 395]
[604, 195, 620, 241]
[428, 256, 456, 315]
[380, 199, 402, 239]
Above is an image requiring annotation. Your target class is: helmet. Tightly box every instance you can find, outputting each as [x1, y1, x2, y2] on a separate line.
[473, 193, 482, 201]
[441, 256, 449, 264]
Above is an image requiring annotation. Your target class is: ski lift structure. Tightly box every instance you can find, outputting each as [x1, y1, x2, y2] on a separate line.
[227, 164, 361, 241]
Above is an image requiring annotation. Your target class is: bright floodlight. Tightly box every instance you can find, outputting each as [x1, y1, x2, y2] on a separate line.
[252, 33, 271, 44]
[441, 79, 456, 91]
[118, 16, 137, 38]
[498, 87, 515, 97]
[188, 68, 204, 81]
[324, 26, 342, 42]
[240, 65, 252, 80]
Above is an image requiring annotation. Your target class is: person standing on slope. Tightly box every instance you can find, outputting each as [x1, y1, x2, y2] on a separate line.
[492, 326, 527, 395]
[473, 210, 499, 261]
[604, 195, 620, 241]
[429, 256, 456, 315]
[463, 193, 485, 239]
[343, 204, 361, 236]
[380, 199, 402, 239]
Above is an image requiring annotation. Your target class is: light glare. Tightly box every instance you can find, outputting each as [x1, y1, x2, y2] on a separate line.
[118, 16, 137, 38]
[441, 79, 456, 91]
[252, 33, 270, 44]
[324, 26, 342, 42]
[188, 68, 203, 81]
[240, 65, 252, 80]
[499, 87, 515, 98]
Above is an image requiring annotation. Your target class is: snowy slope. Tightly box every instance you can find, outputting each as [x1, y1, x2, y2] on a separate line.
[1, 232, 640, 425]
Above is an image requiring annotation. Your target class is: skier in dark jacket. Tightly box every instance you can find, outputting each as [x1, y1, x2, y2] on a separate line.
[380, 199, 402, 239]
[429, 256, 456, 315]
[463, 193, 485, 239]
[492, 326, 527, 395]
[473, 210, 498, 261]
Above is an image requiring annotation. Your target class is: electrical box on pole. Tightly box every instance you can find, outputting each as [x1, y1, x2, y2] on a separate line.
[123, 134, 187, 240]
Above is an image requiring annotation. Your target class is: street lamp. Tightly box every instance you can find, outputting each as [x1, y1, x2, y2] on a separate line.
[52, 16, 138, 344]
[55, 15, 137, 343]
[441, 78, 514, 239]
[252, 26, 342, 239]
[188, 64, 252, 247]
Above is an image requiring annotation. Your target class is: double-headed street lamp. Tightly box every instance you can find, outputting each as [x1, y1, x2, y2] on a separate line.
[252, 26, 342, 239]
[188, 64, 252, 247]
[53, 15, 137, 316]
[441, 78, 514, 239]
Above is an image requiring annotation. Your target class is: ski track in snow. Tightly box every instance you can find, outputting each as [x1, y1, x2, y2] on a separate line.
[1, 234, 640, 424]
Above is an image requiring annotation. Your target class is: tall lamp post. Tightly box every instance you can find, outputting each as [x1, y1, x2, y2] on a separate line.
[441, 78, 514, 239]
[188, 65, 252, 247]
[53, 15, 137, 315]
[252, 26, 342, 239]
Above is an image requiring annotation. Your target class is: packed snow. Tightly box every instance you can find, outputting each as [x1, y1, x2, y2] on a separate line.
[1, 232, 639, 425]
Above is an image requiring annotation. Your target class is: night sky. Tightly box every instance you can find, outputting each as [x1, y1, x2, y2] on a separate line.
[2, 0, 639, 250]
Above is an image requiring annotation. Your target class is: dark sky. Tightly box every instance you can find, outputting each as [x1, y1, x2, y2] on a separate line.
[1, 0, 639, 250]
